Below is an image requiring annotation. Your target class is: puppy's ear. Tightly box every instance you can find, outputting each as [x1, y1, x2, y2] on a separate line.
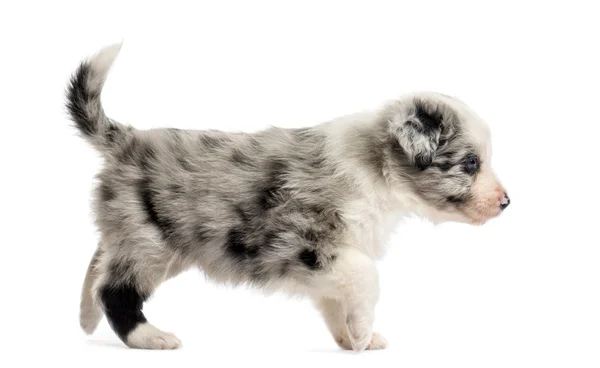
[390, 100, 443, 170]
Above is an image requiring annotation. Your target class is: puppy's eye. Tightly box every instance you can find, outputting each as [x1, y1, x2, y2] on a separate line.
[465, 156, 479, 173]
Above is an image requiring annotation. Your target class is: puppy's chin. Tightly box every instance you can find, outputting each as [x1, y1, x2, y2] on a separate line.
[419, 204, 498, 227]
[445, 209, 500, 226]
[417, 204, 472, 226]
[460, 203, 504, 226]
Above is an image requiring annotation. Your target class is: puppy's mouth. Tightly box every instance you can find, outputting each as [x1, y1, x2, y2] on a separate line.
[467, 215, 495, 226]
[462, 197, 509, 225]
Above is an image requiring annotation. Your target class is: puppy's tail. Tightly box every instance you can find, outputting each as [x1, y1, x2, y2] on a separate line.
[66, 43, 131, 153]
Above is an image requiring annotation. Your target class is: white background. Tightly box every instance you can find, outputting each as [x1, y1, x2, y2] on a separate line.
[1, 1, 598, 367]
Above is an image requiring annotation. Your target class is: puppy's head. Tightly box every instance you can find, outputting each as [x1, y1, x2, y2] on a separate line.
[383, 92, 509, 225]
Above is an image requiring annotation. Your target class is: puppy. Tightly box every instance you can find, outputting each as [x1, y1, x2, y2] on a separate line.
[68, 44, 509, 351]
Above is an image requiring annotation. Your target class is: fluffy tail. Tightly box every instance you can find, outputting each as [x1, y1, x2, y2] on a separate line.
[66, 43, 129, 152]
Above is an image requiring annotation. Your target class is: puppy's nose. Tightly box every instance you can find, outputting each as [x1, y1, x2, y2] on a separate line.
[500, 193, 510, 210]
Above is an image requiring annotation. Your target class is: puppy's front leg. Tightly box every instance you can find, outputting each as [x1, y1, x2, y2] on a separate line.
[314, 297, 351, 349]
[314, 296, 388, 350]
[313, 247, 387, 351]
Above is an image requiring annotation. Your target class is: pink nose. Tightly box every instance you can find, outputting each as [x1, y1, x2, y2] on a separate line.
[500, 193, 510, 210]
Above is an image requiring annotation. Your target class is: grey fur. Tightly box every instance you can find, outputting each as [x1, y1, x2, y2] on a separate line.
[67, 45, 507, 350]
[80, 248, 103, 334]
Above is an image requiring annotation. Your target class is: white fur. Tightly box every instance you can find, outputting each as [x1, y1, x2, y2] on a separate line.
[126, 323, 182, 350]
[309, 247, 380, 351]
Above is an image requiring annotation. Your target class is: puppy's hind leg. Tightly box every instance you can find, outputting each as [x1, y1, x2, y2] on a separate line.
[96, 249, 183, 350]
[80, 247, 104, 334]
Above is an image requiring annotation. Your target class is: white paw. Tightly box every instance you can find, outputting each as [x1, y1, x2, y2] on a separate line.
[334, 335, 353, 350]
[335, 331, 388, 351]
[335, 331, 387, 351]
[366, 332, 388, 350]
[125, 323, 182, 350]
[346, 314, 373, 352]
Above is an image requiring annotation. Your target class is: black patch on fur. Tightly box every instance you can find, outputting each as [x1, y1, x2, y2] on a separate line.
[227, 228, 259, 259]
[414, 154, 433, 171]
[398, 101, 445, 171]
[309, 205, 325, 216]
[100, 283, 149, 341]
[447, 195, 467, 204]
[66, 63, 97, 137]
[139, 178, 176, 239]
[245, 246, 259, 258]
[259, 159, 288, 210]
[100, 183, 115, 202]
[433, 161, 454, 172]
[299, 249, 319, 270]
[66, 64, 123, 145]
[414, 101, 443, 133]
